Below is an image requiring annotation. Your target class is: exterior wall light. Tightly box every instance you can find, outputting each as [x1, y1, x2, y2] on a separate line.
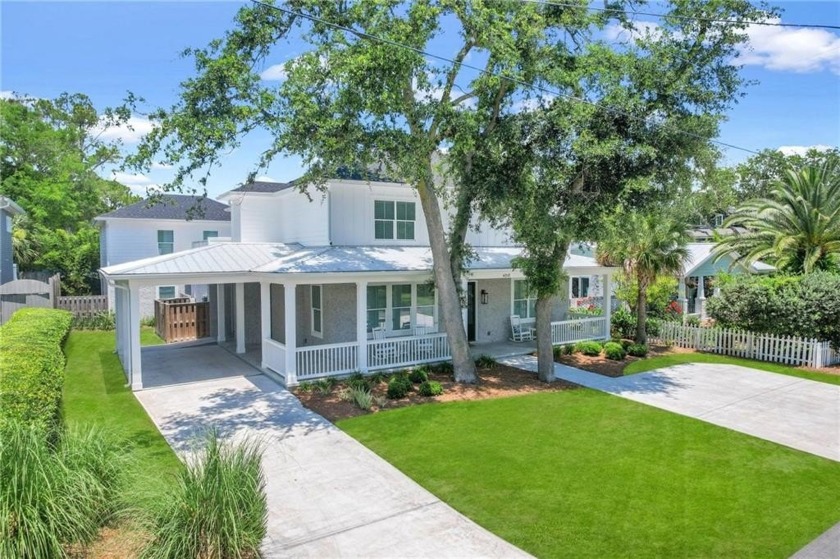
[480, 289, 489, 305]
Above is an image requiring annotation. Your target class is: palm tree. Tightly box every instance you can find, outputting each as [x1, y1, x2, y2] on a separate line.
[11, 214, 38, 270]
[714, 162, 840, 274]
[598, 211, 690, 345]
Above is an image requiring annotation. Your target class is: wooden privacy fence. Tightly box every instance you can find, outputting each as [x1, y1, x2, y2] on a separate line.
[155, 298, 210, 343]
[654, 322, 840, 369]
[0, 275, 60, 324]
[56, 295, 108, 318]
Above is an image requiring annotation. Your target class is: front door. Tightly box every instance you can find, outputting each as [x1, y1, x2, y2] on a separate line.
[467, 281, 476, 342]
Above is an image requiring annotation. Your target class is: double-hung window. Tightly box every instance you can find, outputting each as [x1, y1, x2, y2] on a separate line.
[310, 285, 323, 337]
[374, 200, 415, 240]
[391, 284, 412, 331]
[157, 230, 174, 255]
[512, 279, 537, 319]
[367, 285, 388, 331]
[203, 230, 219, 240]
[416, 284, 436, 328]
[570, 276, 591, 298]
[366, 283, 436, 334]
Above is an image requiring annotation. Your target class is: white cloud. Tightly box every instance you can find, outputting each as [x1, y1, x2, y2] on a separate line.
[260, 63, 288, 81]
[151, 161, 173, 170]
[739, 19, 840, 75]
[111, 171, 158, 195]
[777, 144, 836, 156]
[0, 90, 15, 100]
[94, 116, 156, 144]
[604, 21, 662, 43]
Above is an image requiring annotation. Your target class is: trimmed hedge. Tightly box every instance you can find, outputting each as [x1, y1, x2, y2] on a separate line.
[0, 308, 73, 441]
[603, 342, 626, 361]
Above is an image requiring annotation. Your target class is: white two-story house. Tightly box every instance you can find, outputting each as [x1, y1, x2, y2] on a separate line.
[100, 178, 616, 390]
[95, 194, 231, 317]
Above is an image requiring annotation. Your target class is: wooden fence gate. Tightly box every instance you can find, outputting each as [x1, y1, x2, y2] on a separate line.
[155, 298, 210, 343]
[0, 276, 60, 325]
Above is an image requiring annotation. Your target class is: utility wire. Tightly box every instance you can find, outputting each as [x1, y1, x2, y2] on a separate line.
[520, 0, 840, 31]
[250, 0, 764, 155]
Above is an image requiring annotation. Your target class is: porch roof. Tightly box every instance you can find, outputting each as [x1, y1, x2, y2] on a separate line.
[100, 242, 614, 281]
[684, 243, 775, 277]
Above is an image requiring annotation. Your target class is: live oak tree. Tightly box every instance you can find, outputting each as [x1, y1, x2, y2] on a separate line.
[0, 94, 138, 293]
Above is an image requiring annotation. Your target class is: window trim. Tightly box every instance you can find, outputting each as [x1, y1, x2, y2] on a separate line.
[157, 229, 174, 255]
[157, 285, 176, 300]
[374, 200, 416, 241]
[310, 285, 323, 338]
[366, 282, 437, 335]
[203, 230, 219, 240]
[569, 276, 591, 299]
[511, 279, 537, 320]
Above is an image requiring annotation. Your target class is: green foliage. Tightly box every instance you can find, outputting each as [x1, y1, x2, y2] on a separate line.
[646, 317, 662, 338]
[386, 375, 412, 400]
[707, 272, 840, 349]
[611, 308, 636, 340]
[297, 381, 315, 392]
[141, 430, 266, 559]
[349, 386, 374, 411]
[367, 372, 387, 385]
[574, 341, 603, 357]
[72, 311, 116, 331]
[714, 161, 840, 274]
[627, 344, 649, 358]
[603, 342, 626, 361]
[408, 368, 429, 384]
[418, 380, 444, 397]
[314, 377, 337, 395]
[432, 361, 454, 376]
[474, 355, 497, 369]
[347, 372, 371, 392]
[614, 272, 679, 317]
[0, 308, 73, 441]
[0, 421, 127, 558]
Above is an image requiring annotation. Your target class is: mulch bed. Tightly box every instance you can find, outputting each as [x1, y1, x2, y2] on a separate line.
[294, 364, 577, 423]
[553, 344, 685, 377]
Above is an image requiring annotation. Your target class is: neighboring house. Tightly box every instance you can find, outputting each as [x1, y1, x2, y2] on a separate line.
[678, 243, 774, 319]
[0, 196, 26, 284]
[95, 195, 231, 317]
[100, 178, 617, 390]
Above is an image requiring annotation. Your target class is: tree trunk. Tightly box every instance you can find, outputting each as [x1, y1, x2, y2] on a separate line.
[416, 174, 477, 384]
[635, 280, 648, 345]
[535, 296, 554, 382]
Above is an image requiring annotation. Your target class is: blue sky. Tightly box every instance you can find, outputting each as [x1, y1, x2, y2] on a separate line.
[2, 1, 839, 199]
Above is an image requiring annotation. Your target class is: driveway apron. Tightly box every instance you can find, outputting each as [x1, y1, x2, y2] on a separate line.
[135, 373, 531, 558]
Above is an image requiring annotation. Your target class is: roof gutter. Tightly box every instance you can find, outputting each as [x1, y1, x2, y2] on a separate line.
[0, 196, 26, 216]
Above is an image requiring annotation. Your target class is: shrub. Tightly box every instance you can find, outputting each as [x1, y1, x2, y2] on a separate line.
[368, 372, 387, 385]
[72, 311, 116, 331]
[142, 430, 266, 559]
[0, 308, 73, 441]
[349, 386, 374, 411]
[408, 368, 429, 384]
[610, 308, 636, 339]
[618, 338, 634, 350]
[474, 355, 497, 369]
[574, 340, 603, 356]
[314, 377, 337, 395]
[646, 317, 662, 338]
[386, 375, 412, 399]
[603, 342, 626, 360]
[0, 422, 127, 558]
[627, 343, 649, 357]
[432, 361, 454, 375]
[347, 372, 371, 392]
[685, 315, 701, 327]
[418, 380, 444, 397]
[297, 381, 315, 392]
[552, 345, 563, 358]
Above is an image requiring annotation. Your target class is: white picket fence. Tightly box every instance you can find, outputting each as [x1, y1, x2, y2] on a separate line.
[655, 322, 840, 369]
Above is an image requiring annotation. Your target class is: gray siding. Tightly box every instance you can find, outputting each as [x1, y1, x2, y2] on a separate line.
[0, 211, 14, 285]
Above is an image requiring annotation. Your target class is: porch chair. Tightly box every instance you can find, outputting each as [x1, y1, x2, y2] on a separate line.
[414, 325, 436, 356]
[510, 315, 533, 342]
[371, 326, 398, 366]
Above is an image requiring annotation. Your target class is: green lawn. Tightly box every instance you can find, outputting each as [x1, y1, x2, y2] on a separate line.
[339, 391, 840, 558]
[62, 330, 180, 507]
[625, 352, 840, 385]
[141, 325, 165, 346]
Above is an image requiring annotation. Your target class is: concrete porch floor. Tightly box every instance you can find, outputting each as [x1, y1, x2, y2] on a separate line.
[141, 342, 262, 389]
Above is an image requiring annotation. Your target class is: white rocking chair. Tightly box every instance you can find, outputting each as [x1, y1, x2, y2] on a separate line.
[371, 326, 398, 365]
[510, 315, 533, 342]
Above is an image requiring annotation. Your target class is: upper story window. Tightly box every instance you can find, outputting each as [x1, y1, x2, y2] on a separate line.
[570, 276, 591, 298]
[203, 230, 219, 240]
[512, 279, 537, 319]
[374, 200, 415, 240]
[157, 230, 174, 255]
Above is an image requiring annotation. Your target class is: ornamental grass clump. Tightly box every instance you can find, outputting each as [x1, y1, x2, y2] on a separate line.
[0, 422, 127, 559]
[141, 430, 267, 559]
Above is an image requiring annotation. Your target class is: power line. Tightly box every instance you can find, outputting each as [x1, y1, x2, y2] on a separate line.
[249, 0, 762, 156]
[521, 0, 840, 31]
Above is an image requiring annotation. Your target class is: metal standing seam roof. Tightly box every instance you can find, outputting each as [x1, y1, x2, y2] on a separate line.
[100, 243, 611, 278]
[95, 195, 231, 221]
[684, 243, 775, 275]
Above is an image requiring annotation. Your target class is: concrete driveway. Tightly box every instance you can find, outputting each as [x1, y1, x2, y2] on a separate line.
[136, 373, 530, 558]
[501, 356, 840, 462]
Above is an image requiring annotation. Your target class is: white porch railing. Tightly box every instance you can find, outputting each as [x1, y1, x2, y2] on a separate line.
[551, 317, 608, 345]
[655, 322, 840, 368]
[367, 333, 450, 371]
[262, 338, 286, 375]
[296, 341, 359, 380]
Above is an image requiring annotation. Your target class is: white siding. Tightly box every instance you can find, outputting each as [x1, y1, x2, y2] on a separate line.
[236, 188, 329, 245]
[102, 218, 231, 267]
[329, 181, 429, 246]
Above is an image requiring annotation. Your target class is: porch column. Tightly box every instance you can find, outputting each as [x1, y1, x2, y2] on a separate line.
[235, 282, 245, 354]
[216, 284, 226, 343]
[128, 282, 143, 390]
[356, 280, 368, 373]
[260, 282, 271, 369]
[678, 276, 688, 325]
[602, 273, 612, 339]
[114, 285, 124, 361]
[284, 283, 298, 385]
[697, 275, 706, 319]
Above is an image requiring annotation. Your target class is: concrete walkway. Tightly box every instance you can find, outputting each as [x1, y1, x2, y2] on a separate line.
[500, 355, 840, 462]
[136, 374, 530, 558]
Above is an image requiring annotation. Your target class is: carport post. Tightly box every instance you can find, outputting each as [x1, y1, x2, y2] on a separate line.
[128, 282, 143, 390]
[216, 284, 226, 342]
[235, 282, 245, 354]
[260, 281, 271, 369]
[284, 283, 297, 385]
[356, 280, 368, 373]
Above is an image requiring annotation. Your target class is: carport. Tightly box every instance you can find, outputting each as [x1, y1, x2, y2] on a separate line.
[141, 343, 262, 389]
